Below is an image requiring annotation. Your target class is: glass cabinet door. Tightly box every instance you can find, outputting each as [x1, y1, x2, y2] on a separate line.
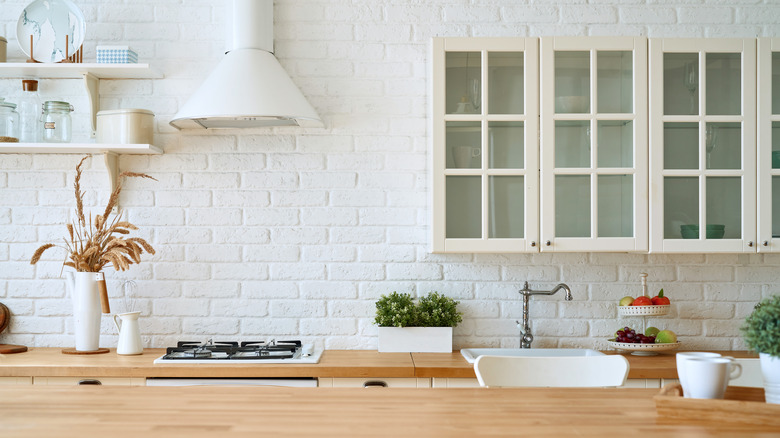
[649, 39, 756, 253]
[432, 38, 539, 253]
[540, 37, 648, 252]
[758, 38, 780, 252]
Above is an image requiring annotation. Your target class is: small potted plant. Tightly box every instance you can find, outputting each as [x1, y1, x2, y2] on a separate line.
[741, 294, 780, 404]
[374, 291, 462, 353]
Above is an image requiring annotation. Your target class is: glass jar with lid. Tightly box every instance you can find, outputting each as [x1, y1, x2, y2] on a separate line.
[0, 100, 20, 143]
[41, 101, 74, 143]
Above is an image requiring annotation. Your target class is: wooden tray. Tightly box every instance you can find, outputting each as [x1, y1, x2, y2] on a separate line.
[654, 383, 779, 426]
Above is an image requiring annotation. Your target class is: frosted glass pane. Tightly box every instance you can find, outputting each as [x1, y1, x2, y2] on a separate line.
[773, 176, 780, 238]
[556, 175, 590, 238]
[664, 177, 698, 239]
[446, 176, 481, 238]
[705, 122, 740, 170]
[773, 122, 780, 169]
[489, 176, 524, 238]
[773, 53, 780, 115]
[664, 53, 698, 115]
[598, 120, 633, 168]
[597, 51, 632, 114]
[446, 52, 481, 115]
[706, 53, 741, 116]
[707, 177, 741, 239]
[555, 121, 590, 168]
[664, 122, 698, 170]
[489, 52, 524, 114]
[555, 51, 590, 113]
[598, 175, 633, 238]
[489, 121, 524, 169]
[446, 122, 481, 169]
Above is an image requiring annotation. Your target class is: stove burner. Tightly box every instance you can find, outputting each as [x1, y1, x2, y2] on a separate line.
[160, 339, 305, 361]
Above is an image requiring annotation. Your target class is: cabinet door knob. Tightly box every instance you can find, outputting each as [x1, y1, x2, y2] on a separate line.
[748, 241, 754, 247]
[530, 241, 536, 247]
[545, 240, 551, 246]
[763, 241, 769, 247]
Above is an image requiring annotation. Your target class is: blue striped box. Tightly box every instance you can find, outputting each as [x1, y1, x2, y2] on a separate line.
[96, 46, 138, 64]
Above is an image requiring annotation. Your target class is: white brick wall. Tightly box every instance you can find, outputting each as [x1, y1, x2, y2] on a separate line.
[1, 0, 779, 352]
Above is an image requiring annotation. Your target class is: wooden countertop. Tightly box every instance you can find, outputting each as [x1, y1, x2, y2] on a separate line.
[1, 385, 776, 437]
[0, 348, 759, 379]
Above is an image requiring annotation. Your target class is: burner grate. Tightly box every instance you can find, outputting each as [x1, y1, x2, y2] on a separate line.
[161, 339, 303, 361]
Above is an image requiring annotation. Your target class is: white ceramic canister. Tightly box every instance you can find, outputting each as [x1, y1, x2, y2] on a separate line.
[0, 36, 7, 62]
[96, 108, 154, 144]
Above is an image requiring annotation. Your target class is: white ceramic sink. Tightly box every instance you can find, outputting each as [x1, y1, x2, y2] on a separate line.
[460, 348, 605, 364]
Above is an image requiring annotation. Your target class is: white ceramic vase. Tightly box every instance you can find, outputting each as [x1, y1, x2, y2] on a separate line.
[65, 271, 102, 351]
[760, 353, 780, 404]
[113, 311, 143, 355]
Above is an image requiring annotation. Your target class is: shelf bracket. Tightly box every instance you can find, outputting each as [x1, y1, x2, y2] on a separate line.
[82, 72, 98, 138]
[103, 152, 119, 214]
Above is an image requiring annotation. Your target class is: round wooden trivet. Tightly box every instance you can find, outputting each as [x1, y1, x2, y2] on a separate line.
[0, 344, 28, 354]
[62, 348, 110, 355]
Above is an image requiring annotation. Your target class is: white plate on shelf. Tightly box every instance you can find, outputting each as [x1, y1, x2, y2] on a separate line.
[16, 0, 85, 63]
[617, 304, 670, 317]
[607, 340, 681, 356]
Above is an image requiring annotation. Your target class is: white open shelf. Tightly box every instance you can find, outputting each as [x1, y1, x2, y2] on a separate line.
[0, 143, 162, 154]
[0, 63, 160, 79]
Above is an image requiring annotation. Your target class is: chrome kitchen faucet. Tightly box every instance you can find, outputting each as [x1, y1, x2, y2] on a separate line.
[516, 281, 573, 348]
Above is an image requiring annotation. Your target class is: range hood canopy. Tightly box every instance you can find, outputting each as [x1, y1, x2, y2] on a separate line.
[170, 0, 322, 129]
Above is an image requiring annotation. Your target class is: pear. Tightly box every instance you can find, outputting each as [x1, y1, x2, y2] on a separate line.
[655, 329, 677, 344]
[618, 296, 634, 306]
[645, 326, 660, 337]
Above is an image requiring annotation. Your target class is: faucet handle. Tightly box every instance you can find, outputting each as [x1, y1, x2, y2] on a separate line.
[516, 321, 525, 335]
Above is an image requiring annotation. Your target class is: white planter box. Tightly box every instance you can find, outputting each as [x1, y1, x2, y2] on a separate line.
[377, 327, 453, 353]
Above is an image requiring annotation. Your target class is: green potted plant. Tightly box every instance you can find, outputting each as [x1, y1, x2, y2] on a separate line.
[374, 292, 462, 353]
[741, 294, 780, 404]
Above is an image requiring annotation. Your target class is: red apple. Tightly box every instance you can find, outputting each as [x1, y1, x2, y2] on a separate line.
[631, 296, 652, 306]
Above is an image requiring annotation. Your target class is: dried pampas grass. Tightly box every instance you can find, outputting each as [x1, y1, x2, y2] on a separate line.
[30, 155, 157, 272]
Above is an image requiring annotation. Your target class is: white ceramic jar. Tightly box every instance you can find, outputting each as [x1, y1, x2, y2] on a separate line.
[96, 109, 154, 144]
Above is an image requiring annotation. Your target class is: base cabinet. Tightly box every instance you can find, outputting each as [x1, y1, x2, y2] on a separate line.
[32, 376, 146, 386]
[431, 377, 481, 388]
[318, 378, 431, 388]
[0, 376, 32, 385]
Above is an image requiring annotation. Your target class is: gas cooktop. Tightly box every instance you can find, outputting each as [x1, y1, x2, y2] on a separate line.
[153, 339, 322, 364]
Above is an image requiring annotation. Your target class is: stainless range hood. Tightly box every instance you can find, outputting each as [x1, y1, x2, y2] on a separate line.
[170, 0, 322, 129]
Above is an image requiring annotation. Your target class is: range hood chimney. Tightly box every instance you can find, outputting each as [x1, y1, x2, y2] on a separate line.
[170, 0, 322, 129]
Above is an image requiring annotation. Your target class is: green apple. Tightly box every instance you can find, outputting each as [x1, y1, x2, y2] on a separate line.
[618, 296, 634, 306]
[645, 326, 660, 337]
[655, 329, 677, 344]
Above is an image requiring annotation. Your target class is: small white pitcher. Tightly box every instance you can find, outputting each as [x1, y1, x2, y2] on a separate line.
[113, 311, 143, 355]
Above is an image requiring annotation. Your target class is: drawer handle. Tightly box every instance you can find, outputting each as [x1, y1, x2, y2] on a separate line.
[363, 380, 388, 388]
[77, 379, 102, 385]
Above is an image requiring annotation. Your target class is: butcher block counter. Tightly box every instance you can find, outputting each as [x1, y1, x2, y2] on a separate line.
[0, 348, 758, 379]
[1, 385, 776, 437]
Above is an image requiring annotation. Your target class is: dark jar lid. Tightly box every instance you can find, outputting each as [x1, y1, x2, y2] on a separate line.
[22, 80, 38, 92]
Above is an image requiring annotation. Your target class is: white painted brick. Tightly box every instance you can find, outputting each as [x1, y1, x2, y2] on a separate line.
[330, 226, 386, 244]
[34, 299, 70, 317]
[153, 298, 209, 317]
[302, 282, 358, 300]
[211, 299, 268, 318]
[503, 265, 561, 283]
[561, 5, 618, 23]
[330, 190, 387, 207]
[443, 264, 501, 281]
[8, 280, 65, 298]
[677, 302, 734, 319]
[301, 246, 356, 263]
[244, 245, 300, 262]
[328, 299, 372, 317]
[271, 263, 327, 281]
[270, 300, 326, 318]
[182, 318, 239, 335]
[386, 263, 442, 281]
[209, 154, 267, 171]
[182, 172, 239, 189]
[127, 207, 185, 226]
[157, 228, 211, 244]
[500, 6, 559, 23]
[155, 191, 212, 207]
[244, 208, 299, 226]
[0, 155, 32, 169]
[187, 208, 242, 226]
[358, 245, 416, 263]
[11, 316, 63, 334]
[679, 7, 734, 24]
[271, 228, 328, 245]
[212, 263, 268, 281]
[242, 282, 299, 300]
[387, 226, 426, 244]
[300, 172, 356, 189]
[328, 263, 385, 281]
[272, 191, 328, 207]
[154, 263, 211, 281]
[213, 191, 271, 207]
[242, 318, 299, 337]
[562, 265, 618, 282]
[619, 6, 677, 24]
[186, 245, 241, 263]
[7, 172, 65, 188]
[300, 318, 357, 336]
[358, 207, 417, 226]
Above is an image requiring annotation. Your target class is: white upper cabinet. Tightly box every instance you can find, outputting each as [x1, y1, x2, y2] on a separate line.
[649, 39, 756, 253]
[540, 37, 648, 252]
[431, 38, 539, 253]
[758, 38, 780, 252]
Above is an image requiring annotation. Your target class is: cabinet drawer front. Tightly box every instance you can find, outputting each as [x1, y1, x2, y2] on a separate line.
[325, 378, 430, 388]
[33, 376, 145, 386]
[0, 376, 33, 385]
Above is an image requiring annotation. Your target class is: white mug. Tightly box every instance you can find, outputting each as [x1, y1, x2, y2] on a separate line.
[685, 357, 742, 399]
[453, 146, 481, 168]
[676, 352, 723, 398]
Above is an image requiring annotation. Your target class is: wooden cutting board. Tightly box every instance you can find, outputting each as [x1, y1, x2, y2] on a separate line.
[0, 302, 28, 354]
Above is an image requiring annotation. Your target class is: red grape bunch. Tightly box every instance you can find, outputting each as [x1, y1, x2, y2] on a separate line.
[614, 326, 656, 344]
